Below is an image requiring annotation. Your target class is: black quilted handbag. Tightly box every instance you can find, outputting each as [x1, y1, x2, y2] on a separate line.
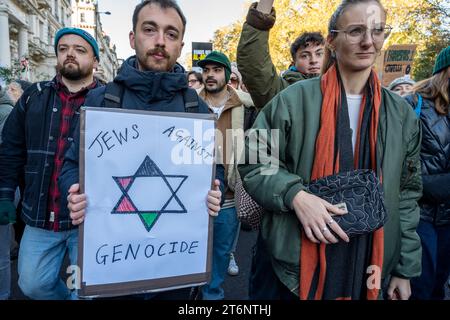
[306, 169, 387, 237]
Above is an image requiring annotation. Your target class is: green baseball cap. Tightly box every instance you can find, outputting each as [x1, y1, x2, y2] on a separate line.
[198, 51, 232, 83]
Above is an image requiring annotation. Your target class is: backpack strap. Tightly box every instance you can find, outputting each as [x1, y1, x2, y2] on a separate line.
[183, 88, 199, 113]
[104, 82, 124, 108]
[414, 93, 423, 118]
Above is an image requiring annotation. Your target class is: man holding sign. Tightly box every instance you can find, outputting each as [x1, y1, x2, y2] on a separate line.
[60, 0, 223, 298]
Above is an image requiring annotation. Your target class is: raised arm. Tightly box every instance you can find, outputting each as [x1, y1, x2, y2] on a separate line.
[237, 1, 291, 109]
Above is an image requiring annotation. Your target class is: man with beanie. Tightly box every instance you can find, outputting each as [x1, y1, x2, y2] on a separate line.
[0, 27, 101, 299]
[197, 51, 252, 299]
[237, 0, 325, 109]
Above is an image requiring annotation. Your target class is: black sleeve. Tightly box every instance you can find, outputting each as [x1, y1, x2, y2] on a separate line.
[59, 121, 81, 210]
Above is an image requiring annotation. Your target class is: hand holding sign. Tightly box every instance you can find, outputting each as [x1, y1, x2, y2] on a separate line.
[68, 181, 222, 225]
[68, 183, 86, 226]
[207, 179, 222, 217]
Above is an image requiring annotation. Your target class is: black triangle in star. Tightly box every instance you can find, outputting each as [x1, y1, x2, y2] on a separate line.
[135, 156, 164, 177]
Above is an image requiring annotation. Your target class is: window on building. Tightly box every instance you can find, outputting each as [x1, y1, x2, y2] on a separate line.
[55, 0, 59, 21]
[80, 13, 86, 23]
[48, 26, 51, 46]
[39, 21, 44, 41]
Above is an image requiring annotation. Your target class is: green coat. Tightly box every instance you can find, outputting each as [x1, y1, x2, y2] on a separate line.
[237, 21, 307, 109]
[238, 77, 422, 295]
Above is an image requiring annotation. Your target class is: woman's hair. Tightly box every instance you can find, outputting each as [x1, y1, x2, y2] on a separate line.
[322, 0, 386, 74]
[413, 69, 449, 115]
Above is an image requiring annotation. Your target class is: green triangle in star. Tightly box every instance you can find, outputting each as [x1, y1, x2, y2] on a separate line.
[139, 212, 159, 230]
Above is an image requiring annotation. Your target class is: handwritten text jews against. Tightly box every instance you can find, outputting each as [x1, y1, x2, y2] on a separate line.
[88, 124, 213, 161]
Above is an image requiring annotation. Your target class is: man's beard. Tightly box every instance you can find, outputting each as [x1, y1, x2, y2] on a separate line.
[58, 62, 91, 80]
[305, 72, 319, 78]
[205, 79, 227, 94]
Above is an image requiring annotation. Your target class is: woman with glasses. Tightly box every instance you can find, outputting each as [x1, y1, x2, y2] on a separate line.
[239, 0, 422, 300]
[187, 70, 203, 90]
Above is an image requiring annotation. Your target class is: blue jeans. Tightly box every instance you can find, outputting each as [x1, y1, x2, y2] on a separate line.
[18, 225, 78, 300]
[411, 220, 450, 300]
[202, 206, 239, 300]
[0, 225, 12, 300]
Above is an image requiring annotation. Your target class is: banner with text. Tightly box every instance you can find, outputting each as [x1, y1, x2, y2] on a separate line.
[192, 42, 213, 68]
[78, 107, 216, 298]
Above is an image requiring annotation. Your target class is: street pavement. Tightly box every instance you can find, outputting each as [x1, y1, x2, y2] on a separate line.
[10, 227, 449, 300]
[10, 228, 258, 300]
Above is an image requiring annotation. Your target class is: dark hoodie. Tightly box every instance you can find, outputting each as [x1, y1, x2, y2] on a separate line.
[60, 56, 224, 211]
[84, 56, 209, 112]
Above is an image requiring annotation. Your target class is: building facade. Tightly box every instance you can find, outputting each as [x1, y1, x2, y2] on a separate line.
[72, 0, 119, 82]
[0, 0, 72, 81]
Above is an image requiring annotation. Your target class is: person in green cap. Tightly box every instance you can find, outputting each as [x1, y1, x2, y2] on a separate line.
[405, 45, 450, 300]
[197, 51, 254, 299]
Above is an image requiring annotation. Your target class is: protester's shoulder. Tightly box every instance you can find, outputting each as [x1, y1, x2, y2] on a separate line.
[16, 80, 54, 109]
[260, 78, 321, 119]
[197, 93, 209, 114]
[23, 80, 53, 96]
[84, 85, 107, 107]
[278, 76, 321, 99]
[382, 87, 415, 116]
[402, 93, 416, 107]
[382, 88, 419, 137]
[0, 91, 14, 110]
[281, 70, 307, 84]
[0, 103, 13, 116]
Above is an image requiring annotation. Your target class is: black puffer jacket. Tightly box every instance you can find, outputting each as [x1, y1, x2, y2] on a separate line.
[405, 94, 450, 226]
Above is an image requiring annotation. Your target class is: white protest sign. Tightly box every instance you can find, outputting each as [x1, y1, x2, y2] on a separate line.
[79, 107, 216, 297]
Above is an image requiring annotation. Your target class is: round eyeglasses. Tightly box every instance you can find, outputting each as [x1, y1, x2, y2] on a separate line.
[331, 25, 392, 44]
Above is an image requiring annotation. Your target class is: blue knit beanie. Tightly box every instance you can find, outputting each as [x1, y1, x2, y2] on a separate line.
[54, 28, 100, 61]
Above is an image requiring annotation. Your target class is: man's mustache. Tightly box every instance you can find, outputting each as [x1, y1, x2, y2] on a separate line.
[206, 77, 217, 83]
[64, 59, 78, 66]
[147, 47, 169, 58]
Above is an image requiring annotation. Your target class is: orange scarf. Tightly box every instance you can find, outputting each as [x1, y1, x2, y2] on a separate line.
[299, 64, 384, 300]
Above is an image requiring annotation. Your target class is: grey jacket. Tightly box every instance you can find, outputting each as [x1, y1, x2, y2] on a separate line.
[0, 86, 14, 144]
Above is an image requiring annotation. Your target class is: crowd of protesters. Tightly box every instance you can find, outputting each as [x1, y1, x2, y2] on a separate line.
[0, 0, 448, 301]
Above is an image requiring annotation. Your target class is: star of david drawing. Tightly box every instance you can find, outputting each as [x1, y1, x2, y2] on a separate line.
[111, 156, 188, 232]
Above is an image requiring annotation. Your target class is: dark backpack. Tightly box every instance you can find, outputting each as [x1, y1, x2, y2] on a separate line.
[103, 81, 200, 113]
